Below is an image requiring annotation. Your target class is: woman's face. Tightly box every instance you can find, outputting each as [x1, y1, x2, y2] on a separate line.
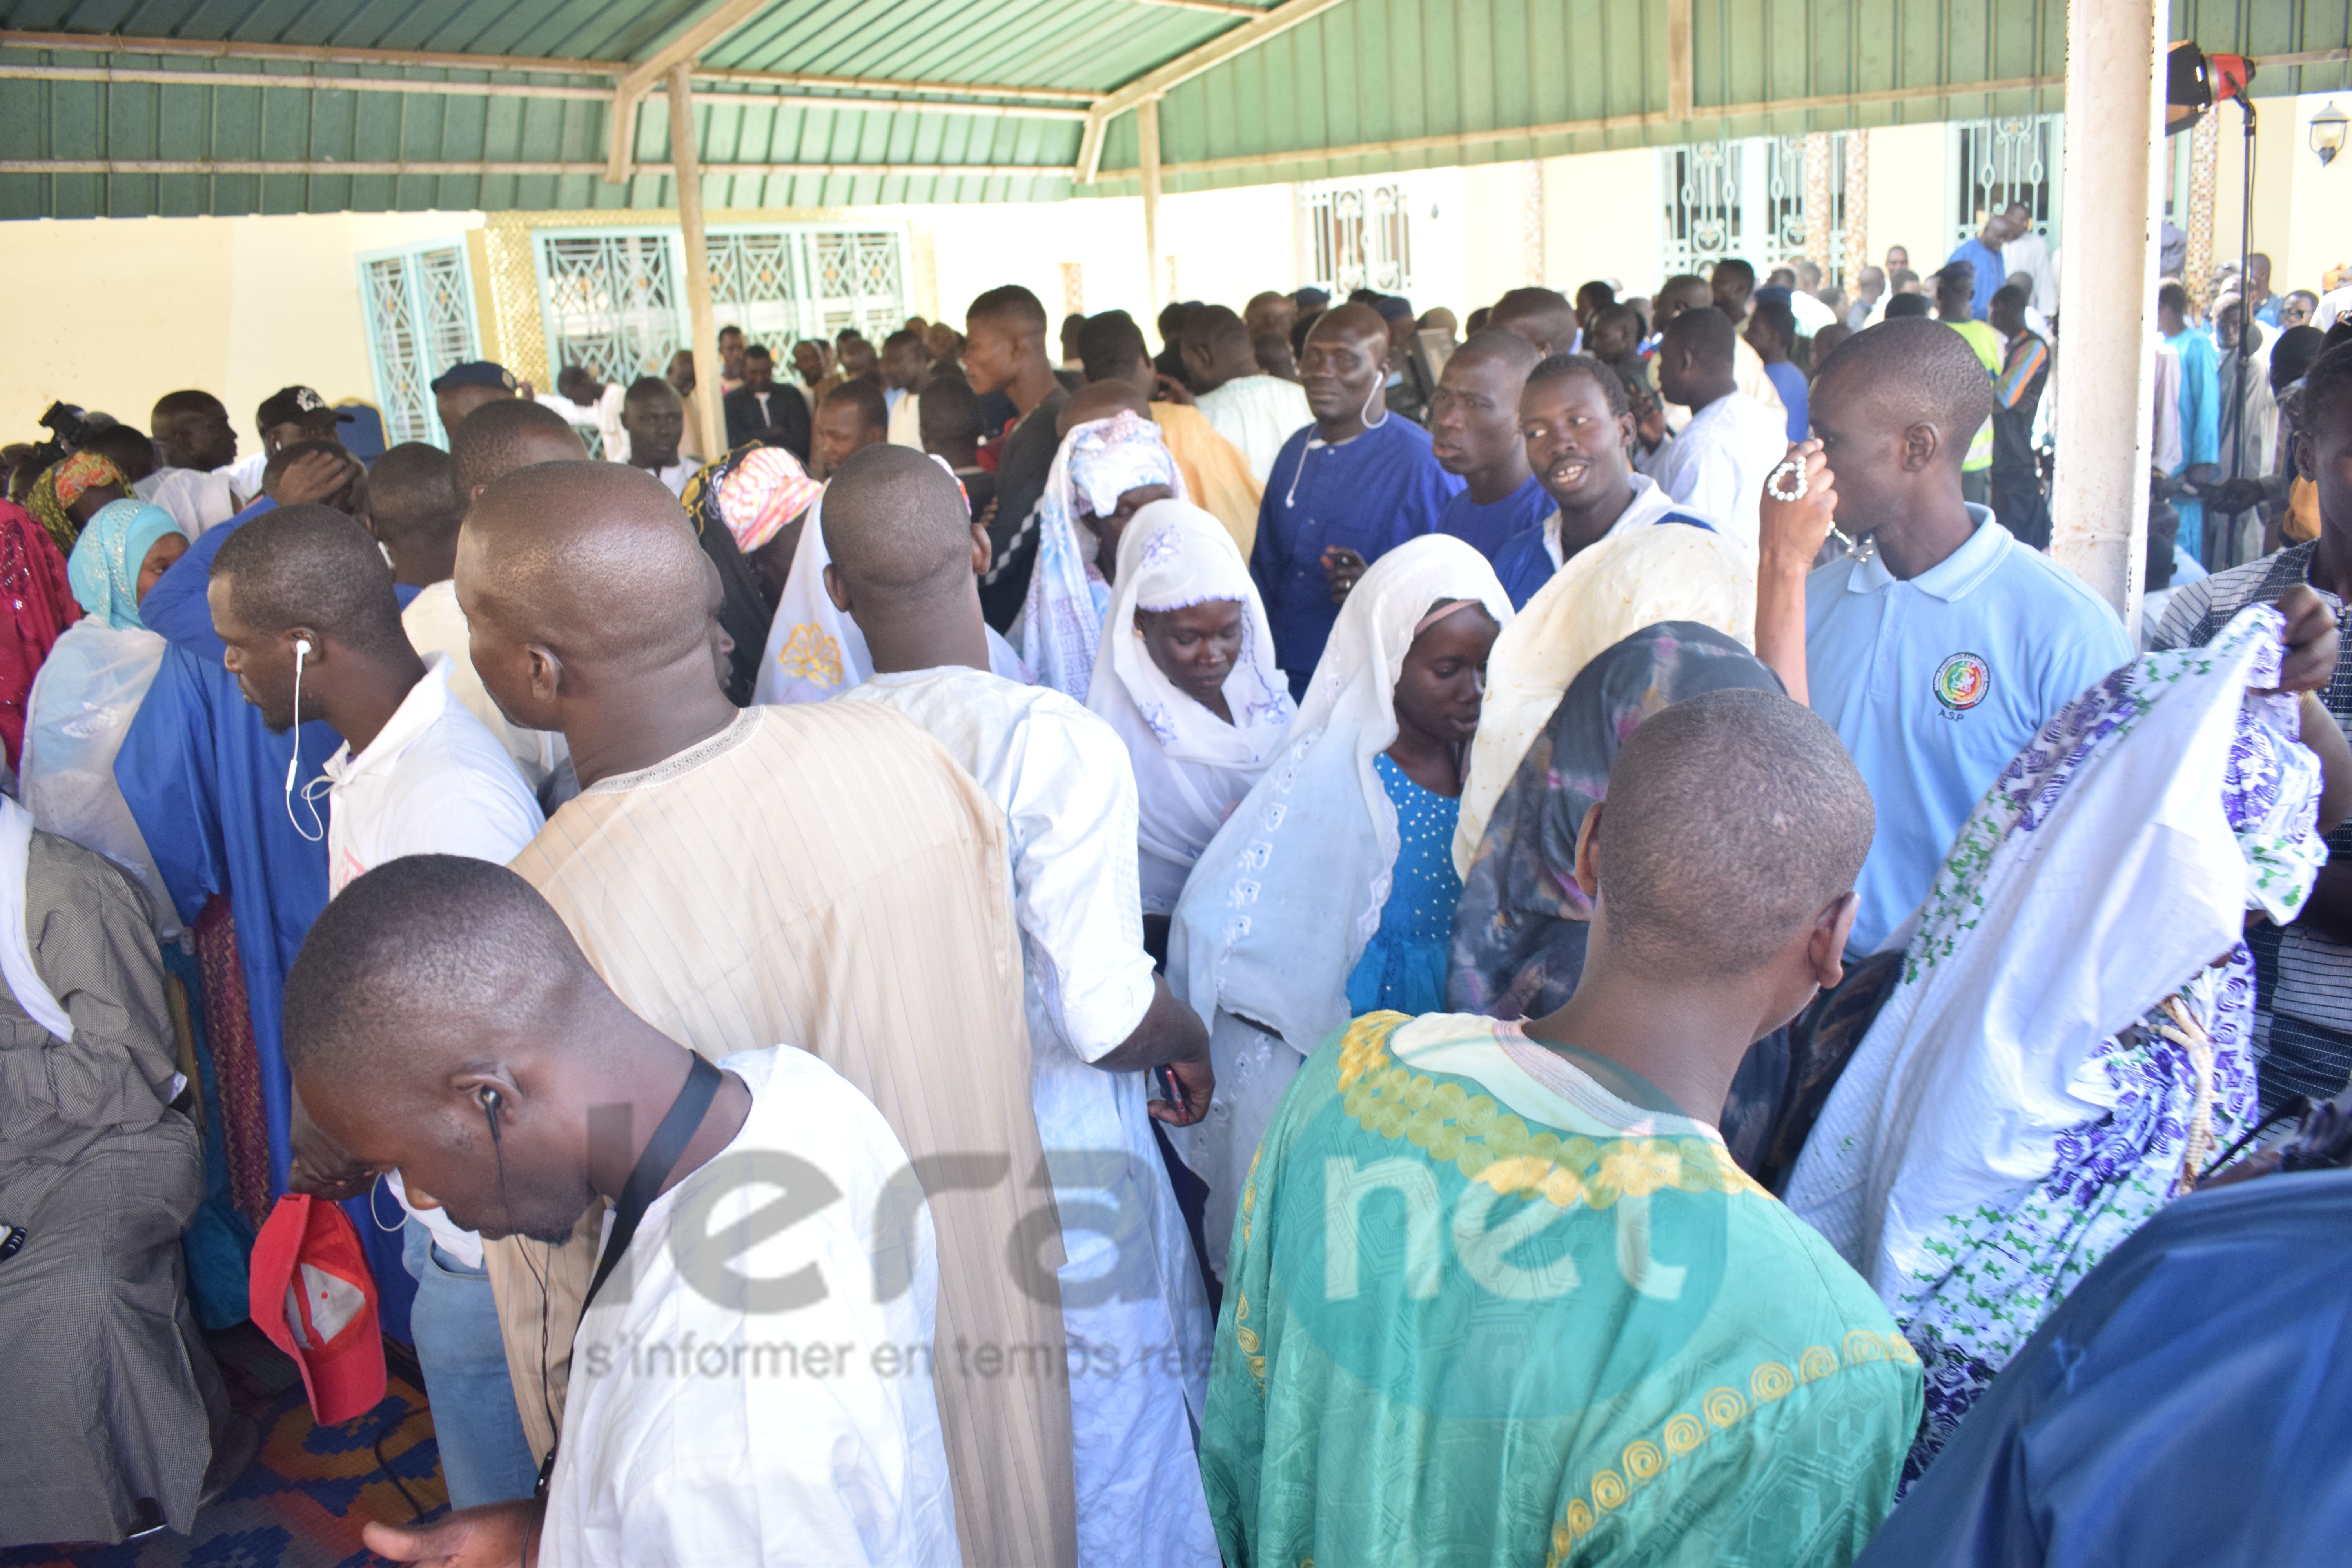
[135, 532, 189, 604]
[1087, 484, 1176, 581]
[1392, 605, 1500, 747]
[1138, 599, 1245, 710]
[2283, 292, 2317, 328]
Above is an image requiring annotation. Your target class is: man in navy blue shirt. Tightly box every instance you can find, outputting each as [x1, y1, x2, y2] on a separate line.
[1250, 303, 1461, 696]
[1431, 329, 1550, 561]
[1944, 213, 2012, 321]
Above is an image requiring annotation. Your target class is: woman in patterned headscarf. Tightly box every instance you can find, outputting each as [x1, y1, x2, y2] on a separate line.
[1018, 409, 1187, 700]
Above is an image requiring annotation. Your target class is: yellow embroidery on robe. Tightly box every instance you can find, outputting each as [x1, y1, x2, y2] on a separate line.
[775, 623, 843, 685]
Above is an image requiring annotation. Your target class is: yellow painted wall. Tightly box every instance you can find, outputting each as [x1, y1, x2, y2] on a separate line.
[2, 210, 481, 450]
[1862, 122, 1950, 275]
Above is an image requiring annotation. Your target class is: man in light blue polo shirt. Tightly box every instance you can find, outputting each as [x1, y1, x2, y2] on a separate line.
[1754, 316, 2133, 955]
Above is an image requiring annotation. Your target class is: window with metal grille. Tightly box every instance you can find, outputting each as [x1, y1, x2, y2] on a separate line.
[532, 225, 909, 388]
[1300, 180, 1413, 298]
[356, 241, 479, 448]
[1660, 136, 1847, 282]
[1949, 115, 2065, 257]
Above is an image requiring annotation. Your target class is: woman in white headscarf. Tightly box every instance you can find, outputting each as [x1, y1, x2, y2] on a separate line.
[1166, 533, 1511, 1265]
[1020, 409, 1185, 700]
[1086, 497, 1292, 923]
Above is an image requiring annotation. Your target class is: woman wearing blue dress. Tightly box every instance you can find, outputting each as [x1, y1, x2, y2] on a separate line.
[1167, 533, 1511, 1270]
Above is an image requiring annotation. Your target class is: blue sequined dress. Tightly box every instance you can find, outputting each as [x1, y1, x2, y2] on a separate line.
[1344, 752, 1465, 1015]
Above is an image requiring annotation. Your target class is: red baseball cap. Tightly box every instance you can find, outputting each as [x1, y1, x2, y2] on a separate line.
[249, 1194, 387, 1426]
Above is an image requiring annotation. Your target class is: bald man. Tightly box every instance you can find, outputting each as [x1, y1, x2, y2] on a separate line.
[404, 400, 587, 800]
[824, 444, 1221, 1568]
[454, 461, 1079, 1568]
[1487, 287, 1580, 358]
[1251, 303, 1464, 697]
[137, 390, 246, 536]
[285, 856, 957, 1568]
[1755, 319, 2132, 957]
[1430, 328, 1550, 559]
[1649, 273, 1787, 434]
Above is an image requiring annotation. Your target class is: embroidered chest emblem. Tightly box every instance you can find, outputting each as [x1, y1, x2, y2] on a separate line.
[1933, 651, 1991, 713]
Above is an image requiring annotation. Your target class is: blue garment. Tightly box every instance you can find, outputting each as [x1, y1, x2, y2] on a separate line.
[1343, 753, 1464, 1015]
[1763, 359, 1810, 441]
[117, 498, 422, 1334]
[1858, 1169, 2352, 1567]
[2165, 327, 2222, 566]
[1432, 473, 1551, 562]
[401, 1218, 538, 1508]
[1488, 484, 1717, 610]
[1251, 418, 1462, 697]
[1945, 238, 2008, 319]
[1804, 509, 2132, 955]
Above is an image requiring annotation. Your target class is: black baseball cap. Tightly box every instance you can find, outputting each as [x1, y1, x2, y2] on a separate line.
[257, 385, 355, 428]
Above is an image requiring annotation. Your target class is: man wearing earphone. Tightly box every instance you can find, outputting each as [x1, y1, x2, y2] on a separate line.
[1250, 303, 1465, 700]
[207, 505, 547, 1510]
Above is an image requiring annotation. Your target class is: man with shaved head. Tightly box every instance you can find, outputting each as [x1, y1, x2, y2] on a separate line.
[403, 398, 588, 800]
[825, 443, 1221, 1567]
[454, 460, 1080, 1568]
[1649, 272, 1787, 434]
[1080, 309, 1261, 552]
[283, 855, 958, 1566]
[1187, 303, 1312, 486]
[1430, 328, 1550, 558]
[1200, 686, 1919, 1563]
[1755, 317, 2134, 957]
[965, 284, 1070, 629]
[1252, 302, 1464, 696]
[1488, 287, 1581, 359]
[1639, 304, 1789, 550]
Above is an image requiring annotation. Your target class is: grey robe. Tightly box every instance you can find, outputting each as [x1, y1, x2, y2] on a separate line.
[0, 830, 229, 1546]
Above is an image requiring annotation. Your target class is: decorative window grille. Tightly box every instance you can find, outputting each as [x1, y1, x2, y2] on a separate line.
[533, 225, 910, 387]
[1661, 136, 1847, 281]
[1300, 180, 1413, 297]
[356, 241, 479, 447]
[1949, 115, 2065, 254]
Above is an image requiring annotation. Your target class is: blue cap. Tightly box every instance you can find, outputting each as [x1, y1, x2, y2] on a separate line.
[1294, 287, 1331, 312]
[1752, 285, 1795, 307]
[1371, 294, 1415, 322]
[429, 361, 517, 394]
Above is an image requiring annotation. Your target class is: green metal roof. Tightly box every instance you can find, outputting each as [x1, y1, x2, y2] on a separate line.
[2, 0, 2345, 217]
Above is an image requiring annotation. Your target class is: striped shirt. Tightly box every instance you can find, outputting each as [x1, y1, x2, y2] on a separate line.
[2154, 542, 2352, 1103]
[488, 703, 1078, 1568]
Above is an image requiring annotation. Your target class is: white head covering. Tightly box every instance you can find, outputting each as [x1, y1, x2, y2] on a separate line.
[1167, 536, 1510, 1218]
[1786, 605, 2326, 1303]
[1452, 523, 1755, 875]
[1085, 497, 1292, 913]
[1018, 411, 1187, 700]
[0, 794, 76, 1040]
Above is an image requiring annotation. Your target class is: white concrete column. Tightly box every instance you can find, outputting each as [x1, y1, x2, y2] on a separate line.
[668, 62, 725, 465]
[1140, 94, 1165, 317]
[2048, 0, 2169, 633]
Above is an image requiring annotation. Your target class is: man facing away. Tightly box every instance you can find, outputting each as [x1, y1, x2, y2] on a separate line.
[1078, 310, 1261, 554]
[1252, 302, 1464, 697]
[967, 285, 1074, 631]
[825, 443, 1223, 1567]
[1753, 318, 2134, 959]
[1640, 305, 1789, 551]
[1944, 212, 2011, 320]
[206, 505, 544, 1510]
[403, 398, 586, 802]
[454, 460, 1080, 1567]
[1186, 304, 1313, 486]
[284, 856, 959, 1568]
[1985, 283, 2053, 550]
[1200, 688, 1921, 1566]
[429, 361, 521, 446]
[2160, 281, 2223, 565]
[1430, 328, 1552, 559]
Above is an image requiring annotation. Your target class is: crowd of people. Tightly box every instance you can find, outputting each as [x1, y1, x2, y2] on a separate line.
[2, 221, 2352, 1567]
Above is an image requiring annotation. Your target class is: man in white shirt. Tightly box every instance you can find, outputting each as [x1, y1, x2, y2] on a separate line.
[616, 376, 695, 495]
[1648, 274, 1788, 433]
[136, 390, 249, 536]
[2000, 202, 2061, 319]
[824, 445, 1221, 1568]
[881, 329, 931, 449]
[1184, 305, 1312, 484]
[206, 504, 546, 1510]
[535, 365, 630, 463]
[1639, 305, 1791, 549]
[283, 855, 960, 1568]
[405, 399, 586, 800]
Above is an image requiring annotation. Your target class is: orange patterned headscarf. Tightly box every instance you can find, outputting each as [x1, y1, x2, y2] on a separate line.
[50, 450, 125, 510]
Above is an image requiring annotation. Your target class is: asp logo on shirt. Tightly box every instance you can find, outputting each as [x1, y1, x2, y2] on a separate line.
[1933, 652, 1991, 714]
